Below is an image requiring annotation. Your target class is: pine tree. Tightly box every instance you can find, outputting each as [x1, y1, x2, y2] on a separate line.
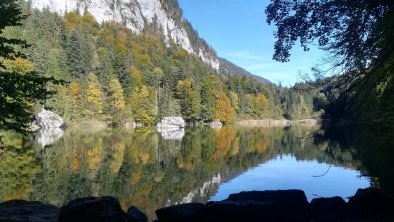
[176, 79, 200, 123]
[200, 75, 216, 122]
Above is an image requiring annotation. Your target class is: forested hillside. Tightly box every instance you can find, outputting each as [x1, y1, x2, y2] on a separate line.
[1, 4, 322, 126]
[219, 58, 270, 85]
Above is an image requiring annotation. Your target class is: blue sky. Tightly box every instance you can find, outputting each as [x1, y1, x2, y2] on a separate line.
[178, 0, 326, 86]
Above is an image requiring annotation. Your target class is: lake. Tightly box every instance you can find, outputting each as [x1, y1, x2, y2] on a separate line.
[1, 124, 391, 220]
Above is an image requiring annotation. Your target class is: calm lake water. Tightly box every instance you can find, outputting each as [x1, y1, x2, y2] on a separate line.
[1, 124, 392, 219]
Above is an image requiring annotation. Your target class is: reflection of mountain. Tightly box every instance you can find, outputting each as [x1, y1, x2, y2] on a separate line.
[0, 125, 370, 220]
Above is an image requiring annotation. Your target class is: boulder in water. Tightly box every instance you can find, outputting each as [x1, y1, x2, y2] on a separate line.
[37, 108, 64, 129]
[156, 117, 186, 131]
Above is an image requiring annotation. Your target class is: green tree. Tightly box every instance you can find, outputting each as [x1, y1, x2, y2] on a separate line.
[0, 0, 59, 136]
[108, 78, 126, 121]
[85, 73, 103, 117]
[266, 0, 394, 126]
[176, 79, 201, 123]
[200, 75, 216, 122]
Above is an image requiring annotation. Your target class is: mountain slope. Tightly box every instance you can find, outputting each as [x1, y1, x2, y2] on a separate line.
[219, 58, 271, 85]
[31, 0, 219, 69]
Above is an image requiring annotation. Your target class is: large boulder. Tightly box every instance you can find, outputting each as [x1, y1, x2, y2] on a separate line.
[155, 203, 207, 222]
[58, 196, 126, 222]
[310, 197, 350, 222]
[37, 108, 64, 129]
[126, 206, 147, 222]
[348, 187, 394, 220]
[206, 190, 310, 222]
[156, 117, 186, 131]
[209, 120, 222, 129]
[0, 200, 59, 222]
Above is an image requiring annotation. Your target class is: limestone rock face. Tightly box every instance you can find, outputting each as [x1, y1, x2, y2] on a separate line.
[31, 0, 219, 70]
[37, 108, 64, 129]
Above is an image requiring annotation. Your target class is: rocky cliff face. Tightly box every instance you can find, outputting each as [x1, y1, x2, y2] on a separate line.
[31, 0, 219, 70]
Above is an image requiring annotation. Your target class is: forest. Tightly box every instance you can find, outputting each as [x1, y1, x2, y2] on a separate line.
[0, 2, 324, 130]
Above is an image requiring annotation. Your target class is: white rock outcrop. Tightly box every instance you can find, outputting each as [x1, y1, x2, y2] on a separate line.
[209, 120, 223, 129]
[37, 108, 64, 129]
[156, 116, 186, 131]
[31, 0, 219, 70]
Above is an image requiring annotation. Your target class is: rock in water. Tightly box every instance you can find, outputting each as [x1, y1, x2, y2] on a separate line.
[59, 196, 126, 222]
[209, 120, 223, 129]
[36, 108, 64, 147]
[37, 108, 64, 129]
[156, 117, 186, 131]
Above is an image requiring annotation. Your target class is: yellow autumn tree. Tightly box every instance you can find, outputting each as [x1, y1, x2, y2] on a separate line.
[69, 81, 82, 119]
[230, 91, 240, 113]
[130, 86, 157, 125]
[86, 73, 103, 117]
[214, 90, 235, 123]
[256, 93, 269, 118]
[109, 79, 126, 114]
[3, 58, 33, 75]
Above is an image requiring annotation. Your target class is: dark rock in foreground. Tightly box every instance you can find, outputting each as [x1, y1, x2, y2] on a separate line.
[204, 190, 310, 222]
[310, 196, 350, 222]
[155, 203, 207, 222]
[0, 200, 59, 222]
[348, 187, 394, 221]
[1, 188, 394, 222]
[59, 196, 126, 222]
[127, 206, 148, 222]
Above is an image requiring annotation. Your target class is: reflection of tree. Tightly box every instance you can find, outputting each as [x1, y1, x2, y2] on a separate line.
[0, 125, 370, 220]
[0, 132, 39, 200]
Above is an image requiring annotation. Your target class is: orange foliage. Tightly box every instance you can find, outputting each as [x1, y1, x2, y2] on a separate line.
[211, 127, 236, 160]
[214, 91, 235, 123]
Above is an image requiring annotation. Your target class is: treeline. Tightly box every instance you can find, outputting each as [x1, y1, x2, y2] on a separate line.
[2, 5, 322, 126]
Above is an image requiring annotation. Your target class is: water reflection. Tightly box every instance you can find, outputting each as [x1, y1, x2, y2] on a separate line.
[211, 155, 370, 202]
[0, 125, 389, 220]
[37, 127, 64, 148]
[157, 128, 185, 140]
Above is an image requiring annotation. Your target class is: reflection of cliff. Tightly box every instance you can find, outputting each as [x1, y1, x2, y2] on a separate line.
[178, 174, 221, 204]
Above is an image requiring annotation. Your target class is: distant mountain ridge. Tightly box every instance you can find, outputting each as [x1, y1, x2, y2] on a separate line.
[219, 58, 271, 84]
